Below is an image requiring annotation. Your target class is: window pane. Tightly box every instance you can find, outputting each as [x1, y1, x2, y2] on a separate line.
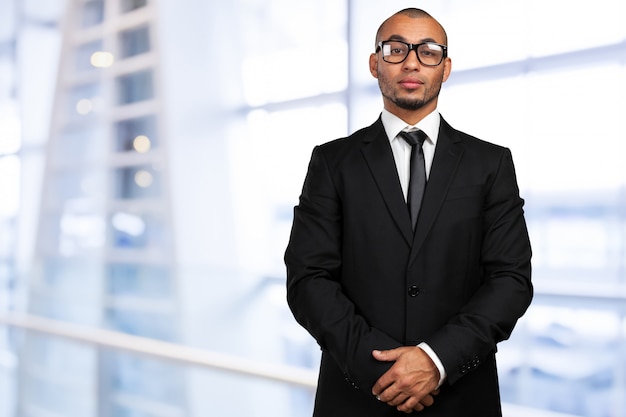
[119, 25, 150, 58]
[112, 165, 161, 199]
[116, 70, 153, 104]
[19, 335, 96, 415]
[67, 82, 103, 119]
[107, 263, 171, 298]
[80, 0, 104, 28]
[232, 103, 347, 275]
[239, 0, 347, 105]
[499, 305, 622, 417]
[109, 211, 167, 250]
[31, 258, 102, 322]
[38, 211, 105, 257]
[48, 169, 104, 202]
[0, 103, 20, 155]
[74, 39, 104, 72]
[104, 309, 176, 340]
[120, 0, 147, 13]
[115, 115, 157, 153]
[0, 156, 19, 216]
[57, 124, 107, 163]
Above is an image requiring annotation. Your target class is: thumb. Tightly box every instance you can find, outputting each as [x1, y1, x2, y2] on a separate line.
[372, 348, 400, 362]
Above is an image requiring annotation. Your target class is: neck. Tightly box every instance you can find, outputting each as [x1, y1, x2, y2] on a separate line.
[385, 104, 437, 126]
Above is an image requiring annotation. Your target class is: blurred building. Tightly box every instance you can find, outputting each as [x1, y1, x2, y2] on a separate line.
[1, 1, 626, 417]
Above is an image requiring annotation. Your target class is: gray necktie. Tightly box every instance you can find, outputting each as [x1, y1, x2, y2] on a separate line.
[399, 130, 427, 230]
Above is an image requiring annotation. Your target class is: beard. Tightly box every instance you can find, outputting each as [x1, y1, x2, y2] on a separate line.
[377, 73, 443, 111]
[386, 95, 433, 111]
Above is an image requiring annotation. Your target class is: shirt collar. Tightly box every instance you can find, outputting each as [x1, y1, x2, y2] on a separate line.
[381, 108, 441, 146]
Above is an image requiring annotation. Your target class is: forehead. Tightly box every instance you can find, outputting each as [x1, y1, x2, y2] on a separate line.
[378, 15, 446, 44]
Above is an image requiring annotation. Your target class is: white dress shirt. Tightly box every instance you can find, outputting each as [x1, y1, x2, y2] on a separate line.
[380, 108, 447, 387]
[381, 108, 440, 200]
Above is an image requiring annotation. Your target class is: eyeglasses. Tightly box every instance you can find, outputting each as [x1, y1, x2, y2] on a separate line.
[376, 40, 447, 66]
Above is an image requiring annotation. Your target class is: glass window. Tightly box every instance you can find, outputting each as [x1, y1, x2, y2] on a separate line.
[31, 258, 103, 323]
[74, 39, 104, 72]
[242, 42, 348, 105]
[525, 0, 626, 58]
[116, 70, 153, 105]
[110, 211, 149, 248]
[18, 335, 97, 416]
[109, 211, 167, 250]
[238, 0, 347, 105]
[499, 305, 623, 417]
[120, 0, 147, 13]
[114, 115, 157, 153]
[100, 352, 184, 412]
[67, 82, 103, 119]
[0, 155, 19, 217]
[119, 25, 150, 59]
[112, 164, 161, 199]
[38, 212, 104, 258]
[107, 264, 171, 298]
[231, 104, 348, 277]
[104, 309, 176, 340]
[47, 169, 105, 202]
[59, 211, 106, 255]
[57, 124, 107, 163]
[80, 0, 104, 28]
[0, 103, 21, 155]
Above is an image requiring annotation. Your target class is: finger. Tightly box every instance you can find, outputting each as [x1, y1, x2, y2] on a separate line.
[397, 397, 421, 413]
[376, 384, 403, 404]
[372, 364, 400, 396]
[372, 374, 394, 397]
[386, 391, 409, 407]
[420, 394, 435, 407]
[432, 388, 440, 396]
[372, 348, 401, 362]
[412, 402, 425, 412]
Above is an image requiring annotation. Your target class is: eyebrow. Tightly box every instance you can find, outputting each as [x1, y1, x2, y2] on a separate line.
[384, 34, 440, 44]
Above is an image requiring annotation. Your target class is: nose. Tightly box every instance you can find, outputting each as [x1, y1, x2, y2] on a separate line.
[402, 48, 422, 70]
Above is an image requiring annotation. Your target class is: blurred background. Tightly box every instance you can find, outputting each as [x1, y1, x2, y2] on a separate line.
[0, 0, 625, 416]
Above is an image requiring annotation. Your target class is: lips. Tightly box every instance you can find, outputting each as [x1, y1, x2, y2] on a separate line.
[399, 78, 424, 89]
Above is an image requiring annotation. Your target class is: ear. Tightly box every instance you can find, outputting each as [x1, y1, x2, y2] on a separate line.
[442, 57, 452, 83]
[369, 53, 379, 78]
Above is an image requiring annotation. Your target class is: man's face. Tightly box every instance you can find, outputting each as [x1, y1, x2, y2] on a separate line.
[369, 15, 451, 120]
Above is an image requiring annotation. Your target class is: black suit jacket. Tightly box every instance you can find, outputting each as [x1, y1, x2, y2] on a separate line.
[285, 116, 533, 416]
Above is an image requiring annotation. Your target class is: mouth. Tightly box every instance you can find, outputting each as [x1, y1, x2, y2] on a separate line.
[399, 78, 424, 90]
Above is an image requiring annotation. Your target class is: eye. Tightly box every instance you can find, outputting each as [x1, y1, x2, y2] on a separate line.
[383, 42, 408, 56]
[419, 44, 443, 58]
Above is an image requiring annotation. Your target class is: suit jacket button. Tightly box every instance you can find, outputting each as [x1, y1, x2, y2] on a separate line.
[408, 285, 420, 297]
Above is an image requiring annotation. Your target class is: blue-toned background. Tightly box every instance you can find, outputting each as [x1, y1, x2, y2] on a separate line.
[1, 0, 625, 416]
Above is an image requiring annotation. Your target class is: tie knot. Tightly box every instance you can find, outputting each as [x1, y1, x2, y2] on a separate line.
[399, 130, 427, 147]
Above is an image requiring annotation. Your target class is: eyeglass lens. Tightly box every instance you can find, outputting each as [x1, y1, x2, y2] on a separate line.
[381, 41, 444, 65]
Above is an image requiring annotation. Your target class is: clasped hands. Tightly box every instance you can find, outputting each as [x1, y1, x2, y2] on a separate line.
[371, 346, 440, 413]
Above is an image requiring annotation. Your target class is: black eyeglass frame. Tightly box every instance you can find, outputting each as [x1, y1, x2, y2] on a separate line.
[376, 40, 448, 66]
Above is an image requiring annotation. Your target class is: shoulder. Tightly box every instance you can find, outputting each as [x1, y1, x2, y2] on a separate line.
[313, 117, 385, 162]
[319, 117, 384, 150]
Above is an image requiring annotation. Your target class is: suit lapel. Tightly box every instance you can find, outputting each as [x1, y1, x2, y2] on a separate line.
[360, 118, 414, 246]
[411, 117, 464, 259]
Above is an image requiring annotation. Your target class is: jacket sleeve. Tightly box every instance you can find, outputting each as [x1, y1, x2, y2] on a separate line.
[425, 147, 533, 385]
[284, 145, 402, 391]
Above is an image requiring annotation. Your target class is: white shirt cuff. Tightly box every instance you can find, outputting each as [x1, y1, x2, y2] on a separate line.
[418, 342, 447, 388]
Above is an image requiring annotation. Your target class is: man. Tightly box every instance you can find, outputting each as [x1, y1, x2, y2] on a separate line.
[285, 8, 532, 416]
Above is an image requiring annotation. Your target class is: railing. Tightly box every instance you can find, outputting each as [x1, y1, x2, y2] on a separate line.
[0, 312, 581, 417]
[0, 312, 317, 389]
